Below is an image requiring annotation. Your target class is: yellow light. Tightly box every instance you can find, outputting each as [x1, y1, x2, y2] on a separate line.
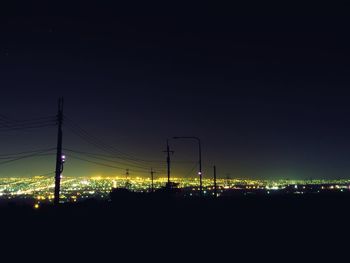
[34, 204, 40, 209]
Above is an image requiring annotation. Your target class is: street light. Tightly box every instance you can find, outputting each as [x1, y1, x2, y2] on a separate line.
[173, 136, 203, 196]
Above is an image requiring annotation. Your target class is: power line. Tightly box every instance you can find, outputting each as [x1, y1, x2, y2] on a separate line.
[0, 153, 55, 160]
[0, 114, 54, 125]
[64, 116, 165, 164]
[0, 148, 56, 157]
[68, 154, 161, 174]
[64, 117, 167, 170]
[0, 114, 56, 124]
[64, 151, 156, 171]
[64, 127, 158, 170]
[0, 115, 56, 127]
[63, 148, 166, 171]
[184, 163, 199, 178]
[0, 151, 56, 166]
[0, 123, 56, 130]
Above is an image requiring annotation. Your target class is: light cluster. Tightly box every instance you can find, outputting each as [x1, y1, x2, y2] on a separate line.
[0, 176, 349, 203]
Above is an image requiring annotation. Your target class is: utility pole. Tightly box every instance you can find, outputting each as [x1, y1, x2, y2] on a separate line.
[150, 168, 155, 193]
[125, 169, 130, 189]
[163, 139, 174, 188]
[198, 140, 203, 196]
[54, 97, 64, 205]
[214, 165, 217, 198]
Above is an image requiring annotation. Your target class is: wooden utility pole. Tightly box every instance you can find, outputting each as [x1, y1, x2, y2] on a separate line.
[151, 168, 155, 193]
[214, 165, 217, 198]
[54, 97, 64, 205]
[164, 139, 174, 188]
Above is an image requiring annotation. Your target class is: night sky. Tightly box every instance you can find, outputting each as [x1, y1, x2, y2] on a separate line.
[1, 2, 350, 179]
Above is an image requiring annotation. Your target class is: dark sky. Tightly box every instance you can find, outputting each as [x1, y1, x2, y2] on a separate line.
[1, 2, 350, 179]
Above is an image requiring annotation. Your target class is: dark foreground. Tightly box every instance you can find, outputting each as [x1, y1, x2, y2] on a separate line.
[1, 194, 349, 261]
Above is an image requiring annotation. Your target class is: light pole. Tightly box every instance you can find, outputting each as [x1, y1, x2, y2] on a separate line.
[173, 136, 203, 196]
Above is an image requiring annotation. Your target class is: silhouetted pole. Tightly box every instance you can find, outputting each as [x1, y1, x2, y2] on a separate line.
[125, 169, 130, 189]
[164, 139, 174, 188]
[214, 165, 217, 198]
[173, 137, 202, 196]
[198, 139, 202, 196]
[167, 140, 170, 184]
[151, 168, 155, 193]
[54, 97, 64, 205]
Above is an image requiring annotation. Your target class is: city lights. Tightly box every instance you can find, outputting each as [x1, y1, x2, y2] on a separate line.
[0, 176, 349, 204]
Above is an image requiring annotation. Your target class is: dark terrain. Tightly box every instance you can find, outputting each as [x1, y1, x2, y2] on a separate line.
[1, 193, 348, 261]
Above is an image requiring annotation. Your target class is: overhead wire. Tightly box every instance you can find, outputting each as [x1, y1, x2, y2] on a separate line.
[0, 112, 196, 178]
[64, 116, 165, 163]
[184, 163, 199, 178]
[63, 148, 166, 172]
[64, 116, 166, 170]
[0, 148, 56, 157]
[0, 114, 56, 131]
[0, 149, 56, 166]
[68, 154, 158, 174]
